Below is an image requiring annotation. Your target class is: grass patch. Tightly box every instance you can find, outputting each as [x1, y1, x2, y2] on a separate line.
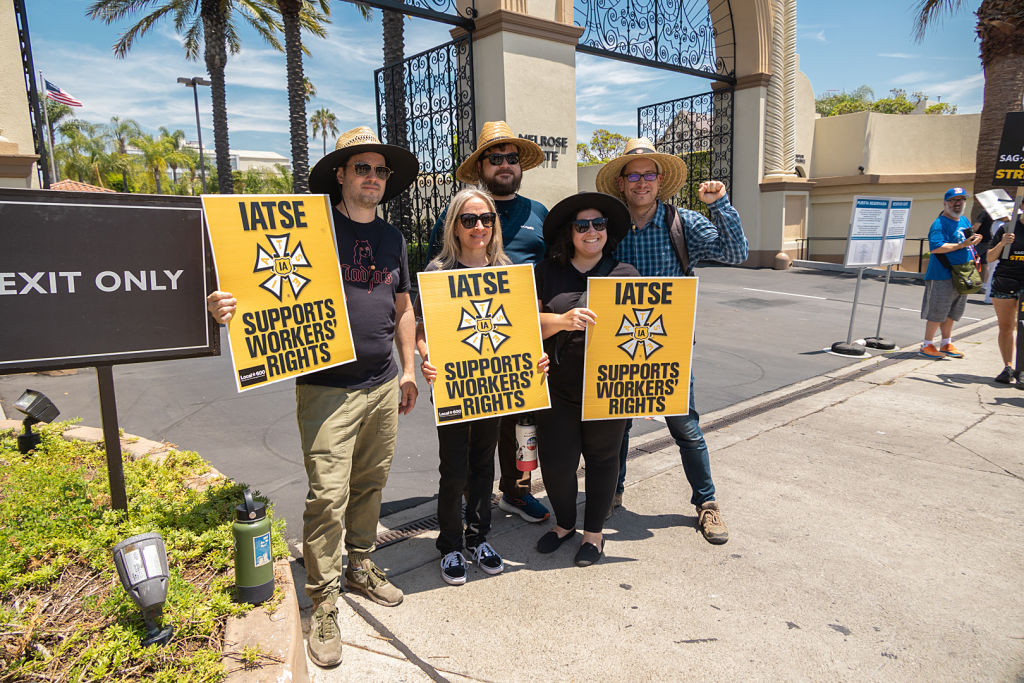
[0, 421, 287, 681]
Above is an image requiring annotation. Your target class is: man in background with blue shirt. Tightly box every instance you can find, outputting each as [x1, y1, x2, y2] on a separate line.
[595, 137, 748, 545]
[919, 187, 984, 359]
[427, 120, 551, 524]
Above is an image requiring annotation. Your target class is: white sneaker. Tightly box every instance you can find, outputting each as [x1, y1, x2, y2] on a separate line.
[468, 541, 504, 575]
[440, 551, 467, 585]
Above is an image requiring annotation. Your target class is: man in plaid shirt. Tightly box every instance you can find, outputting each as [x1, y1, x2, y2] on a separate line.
[596, 137, 748, 544]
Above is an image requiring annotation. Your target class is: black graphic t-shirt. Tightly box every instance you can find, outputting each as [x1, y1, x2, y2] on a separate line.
[535, 257, 638, 402]
[991, 221, 1024, 281]
[298, 209, 410, 389]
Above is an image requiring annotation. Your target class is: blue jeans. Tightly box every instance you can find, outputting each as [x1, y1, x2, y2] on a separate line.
[616, 376, 715, 506]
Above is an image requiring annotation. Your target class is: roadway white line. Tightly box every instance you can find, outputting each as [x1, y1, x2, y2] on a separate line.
[899, 307, 918, 312]
[743, 287, 828, 300]
[962, 316, 981, 321]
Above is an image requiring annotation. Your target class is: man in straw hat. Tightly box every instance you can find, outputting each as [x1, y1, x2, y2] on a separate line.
[595, 136, 748, 545]
[426, 120, 553, 524]
[207, 126, 420, 667]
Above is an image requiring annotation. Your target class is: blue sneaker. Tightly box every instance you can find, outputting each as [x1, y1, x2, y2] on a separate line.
[498, 493, 549, 523]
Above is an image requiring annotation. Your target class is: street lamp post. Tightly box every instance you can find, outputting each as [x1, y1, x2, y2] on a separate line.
[177, 76, 212, 194]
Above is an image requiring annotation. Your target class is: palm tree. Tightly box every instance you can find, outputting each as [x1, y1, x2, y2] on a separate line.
[914, 1, 1024, 207]
[132, 131, 172, 194]
[303, 76, 316, 103]
[36, 96, 73, 180]
[276, 0, 330, 194]
[310, 107, 339, 156]
[105, 116, 142, 192]
[159, 127, 191, 183]
[56, 120, 110, 185]
[88, 0, 288, 195]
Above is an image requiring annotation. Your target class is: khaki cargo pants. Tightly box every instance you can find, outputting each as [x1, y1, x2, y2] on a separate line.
[296, 377, 398, 602]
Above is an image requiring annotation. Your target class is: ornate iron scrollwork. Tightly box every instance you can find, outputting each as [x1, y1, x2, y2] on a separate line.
[575, 0, 734, 78]
[638, 88, 734, 216]
[375, 36, 476, 273]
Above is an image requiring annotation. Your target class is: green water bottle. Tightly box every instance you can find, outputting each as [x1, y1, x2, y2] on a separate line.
[233, 490, 274, 604]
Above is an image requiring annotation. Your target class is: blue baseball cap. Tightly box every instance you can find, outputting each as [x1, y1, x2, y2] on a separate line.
[944, 187, 968, 201]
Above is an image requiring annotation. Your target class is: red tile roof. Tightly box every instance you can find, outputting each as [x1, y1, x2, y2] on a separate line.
[49, 179, 116, 193]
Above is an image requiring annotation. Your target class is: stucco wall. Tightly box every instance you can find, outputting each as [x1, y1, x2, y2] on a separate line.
[810, 111, 980, 178]
[0, 2, 39, 188]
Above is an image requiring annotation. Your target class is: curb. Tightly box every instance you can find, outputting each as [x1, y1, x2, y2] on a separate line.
[223, 558, 307, 683]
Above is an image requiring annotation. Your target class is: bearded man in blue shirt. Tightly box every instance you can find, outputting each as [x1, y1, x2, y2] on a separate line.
[595, 137, 748, 544]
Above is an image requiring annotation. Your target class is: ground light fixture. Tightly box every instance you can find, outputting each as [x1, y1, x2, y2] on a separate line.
[13, 389, 59, 454]
[112, 532, 173, 646]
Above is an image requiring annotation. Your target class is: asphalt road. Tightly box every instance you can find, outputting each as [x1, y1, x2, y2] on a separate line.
[0, 265, 995, 548]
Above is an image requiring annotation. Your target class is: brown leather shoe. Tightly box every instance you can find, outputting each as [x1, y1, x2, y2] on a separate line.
[696, 501, 729, 544]
[344, 557, 403, 606]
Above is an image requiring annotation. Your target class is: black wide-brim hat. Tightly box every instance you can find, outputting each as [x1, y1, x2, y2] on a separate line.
[542, 192, 631, 245]
[308, 126, 419, 203]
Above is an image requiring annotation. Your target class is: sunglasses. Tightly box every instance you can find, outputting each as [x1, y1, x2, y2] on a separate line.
[351, 162, 393, 180]
[572, 217, 608, 233]
[485, 152, 520, 166]
[622, 172, 659, 183]
[458, 212, 497, 229]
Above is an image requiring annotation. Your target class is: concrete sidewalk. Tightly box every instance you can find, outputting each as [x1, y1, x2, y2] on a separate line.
[295, 320, 1024, 681]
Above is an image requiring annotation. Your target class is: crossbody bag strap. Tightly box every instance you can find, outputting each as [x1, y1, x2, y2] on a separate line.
[663, 203, 692, 276]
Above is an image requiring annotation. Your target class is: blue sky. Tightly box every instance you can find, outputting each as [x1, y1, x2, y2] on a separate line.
[25, 1, 985, 162]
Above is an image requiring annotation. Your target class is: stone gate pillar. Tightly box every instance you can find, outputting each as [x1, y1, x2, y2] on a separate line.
[452, 0, 583, 209]
[717, 0, 811, 268]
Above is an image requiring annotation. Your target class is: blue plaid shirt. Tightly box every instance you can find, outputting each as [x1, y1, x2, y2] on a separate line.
[614, 195, 748, 276]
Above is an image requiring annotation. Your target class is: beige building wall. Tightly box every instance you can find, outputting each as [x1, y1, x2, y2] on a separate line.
[0, 2, 39, 189]
[804, 111, 979, 268]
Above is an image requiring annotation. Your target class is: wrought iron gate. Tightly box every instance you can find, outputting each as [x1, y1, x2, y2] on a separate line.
[637, 88, 733, 217]
[375, 35, 476, 273]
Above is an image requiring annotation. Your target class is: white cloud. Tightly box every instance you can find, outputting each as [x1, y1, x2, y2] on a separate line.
[889, 71, 938, 86]
[878, 52, 917, 59]
[800, 30, 827, 43]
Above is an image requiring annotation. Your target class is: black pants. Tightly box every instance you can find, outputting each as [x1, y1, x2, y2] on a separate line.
[536, 393, 625, 534]
[435, 417, 499, 554]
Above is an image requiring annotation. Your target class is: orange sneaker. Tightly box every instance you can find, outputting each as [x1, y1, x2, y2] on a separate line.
[919, 343, 944, 359]
[940, 343, 964, 358]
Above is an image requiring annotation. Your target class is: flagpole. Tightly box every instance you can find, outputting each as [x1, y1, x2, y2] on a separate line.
[38, 71, 58, 183]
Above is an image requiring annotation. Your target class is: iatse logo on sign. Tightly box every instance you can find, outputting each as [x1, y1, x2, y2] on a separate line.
[238, 365, 268, 388]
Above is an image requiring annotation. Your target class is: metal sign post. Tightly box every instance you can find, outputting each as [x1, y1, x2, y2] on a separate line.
[831, 197, 911, 356]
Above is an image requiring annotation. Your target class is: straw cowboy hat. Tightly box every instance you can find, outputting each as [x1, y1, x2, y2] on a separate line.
[595, 137, 687, 202]
[456, 121, 545, 184]
[542, 192, 630, 246]
[308, 126, 418, 203]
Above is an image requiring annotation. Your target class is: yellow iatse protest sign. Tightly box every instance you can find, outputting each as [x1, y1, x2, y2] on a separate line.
[582, 277, 697, 420]
[201, 195, 355, 392]
[418, 264, 550, 425]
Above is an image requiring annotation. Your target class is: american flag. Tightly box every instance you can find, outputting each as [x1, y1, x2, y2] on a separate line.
[44, 80, 83, 107]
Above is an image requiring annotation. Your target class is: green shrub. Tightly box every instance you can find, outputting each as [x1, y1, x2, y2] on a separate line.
[0, 422, 287, 681]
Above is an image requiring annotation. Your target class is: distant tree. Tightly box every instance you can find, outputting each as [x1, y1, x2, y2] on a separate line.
[303, 76, 316, 103]
[577, 129, 630, 165]
[816, 86, 960, 116]
[914, 0, 1024, 203]
[310, 107, 339, 156]
[815, 85, 874, 116]
[104, 116, 142, 192]
[132, 131, 171, 194]
[88, 0, 289, 195]
[36, 96, 73, 179]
